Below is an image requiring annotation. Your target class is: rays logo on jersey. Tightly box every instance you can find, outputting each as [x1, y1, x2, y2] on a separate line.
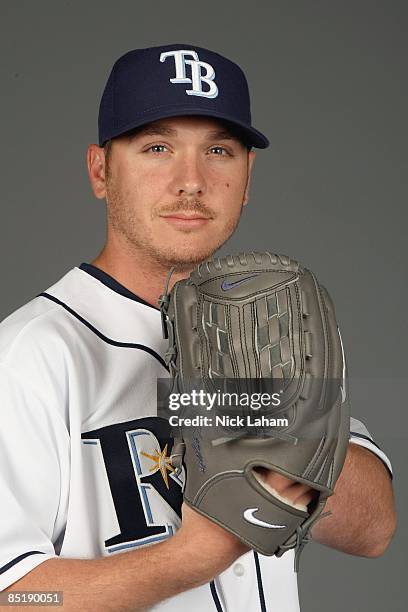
[82, 417, 184, 554]
[160, 49, 219, 99]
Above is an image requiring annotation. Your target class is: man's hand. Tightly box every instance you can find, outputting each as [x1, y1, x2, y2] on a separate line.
[173, 503, 249, 579]
[253, 467, 317, 510]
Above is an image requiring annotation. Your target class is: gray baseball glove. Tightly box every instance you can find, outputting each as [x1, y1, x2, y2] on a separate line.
[159, 252, 350, 568]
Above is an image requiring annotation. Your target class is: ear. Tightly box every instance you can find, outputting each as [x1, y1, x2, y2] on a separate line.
[87, 144, 108, 200]
[243, 150, 256, 207]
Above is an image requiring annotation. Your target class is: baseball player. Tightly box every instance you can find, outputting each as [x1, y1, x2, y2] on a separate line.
[0, 44, 395, 611]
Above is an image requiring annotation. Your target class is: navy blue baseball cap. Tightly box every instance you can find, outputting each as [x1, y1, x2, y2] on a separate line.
[98, 44, 269, 149]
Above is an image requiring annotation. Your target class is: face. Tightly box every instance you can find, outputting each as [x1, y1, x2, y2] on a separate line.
[89, 116, 255, 270]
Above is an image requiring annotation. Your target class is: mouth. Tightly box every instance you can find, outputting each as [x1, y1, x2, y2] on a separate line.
[160, 213, 212, 229]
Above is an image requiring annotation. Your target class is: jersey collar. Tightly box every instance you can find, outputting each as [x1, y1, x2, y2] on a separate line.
[79, 263, 159, 311]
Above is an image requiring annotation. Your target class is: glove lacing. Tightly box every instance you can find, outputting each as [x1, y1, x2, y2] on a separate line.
[211, 428, 298, 446]
[276, 507, 332, 571]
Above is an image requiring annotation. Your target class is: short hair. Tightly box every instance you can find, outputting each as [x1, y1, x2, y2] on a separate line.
[104, 139, 113, 162]
[103, 139, 113, 177]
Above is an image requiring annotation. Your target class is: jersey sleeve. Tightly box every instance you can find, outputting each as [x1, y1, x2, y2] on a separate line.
[349, 417, 393, 478]
[337, 327, 393, 478]
[0, 364, 69, 591]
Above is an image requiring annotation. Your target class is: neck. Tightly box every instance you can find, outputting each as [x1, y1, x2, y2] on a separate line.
[91, 242, 194, 308]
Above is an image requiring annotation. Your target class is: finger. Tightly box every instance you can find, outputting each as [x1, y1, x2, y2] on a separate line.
[253, 467, 295, 493]
[253, 468, 317, 510]
[287, 483, 317, 507]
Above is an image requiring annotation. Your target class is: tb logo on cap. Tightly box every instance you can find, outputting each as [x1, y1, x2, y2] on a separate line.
[160, 49, 218, 99]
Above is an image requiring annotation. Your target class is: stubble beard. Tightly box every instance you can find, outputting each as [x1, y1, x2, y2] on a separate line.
[105, 182, 243, 271]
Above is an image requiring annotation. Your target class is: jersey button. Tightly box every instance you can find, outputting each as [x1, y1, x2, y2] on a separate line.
[233, 563, 245, 577]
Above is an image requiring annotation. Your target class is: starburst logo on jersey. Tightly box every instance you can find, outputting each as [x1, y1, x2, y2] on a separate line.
[141, 444, 176, 490]
[159, 49, 219, 99]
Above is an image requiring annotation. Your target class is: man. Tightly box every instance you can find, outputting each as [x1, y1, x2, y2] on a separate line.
[0, 44, 395, 611]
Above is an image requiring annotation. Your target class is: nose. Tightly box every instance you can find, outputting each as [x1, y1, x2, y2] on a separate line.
[169, 152, 206, 198]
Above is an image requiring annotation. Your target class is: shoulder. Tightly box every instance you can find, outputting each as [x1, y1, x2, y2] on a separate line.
[0, 269, 89, 414]
[0, 265, 168, 383]
[0, 268, 86, 364]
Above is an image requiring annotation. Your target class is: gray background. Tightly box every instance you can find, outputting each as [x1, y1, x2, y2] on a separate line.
[1, 1, 406, 609]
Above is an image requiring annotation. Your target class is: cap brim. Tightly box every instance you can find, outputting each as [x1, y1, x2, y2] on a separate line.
[99, 107, 269, 149]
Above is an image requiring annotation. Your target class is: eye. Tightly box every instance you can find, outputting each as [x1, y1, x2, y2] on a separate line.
[208, 146, 229, 156]
[146, 144, 168, 153]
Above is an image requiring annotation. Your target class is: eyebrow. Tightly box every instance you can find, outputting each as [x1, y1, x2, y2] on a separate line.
[132, 125, 178, 138]
[205, 129, 236, 141]
[128, 123, 238, 141]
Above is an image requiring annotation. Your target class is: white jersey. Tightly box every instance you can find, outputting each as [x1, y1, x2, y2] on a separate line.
[0, 264, 392, 611]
